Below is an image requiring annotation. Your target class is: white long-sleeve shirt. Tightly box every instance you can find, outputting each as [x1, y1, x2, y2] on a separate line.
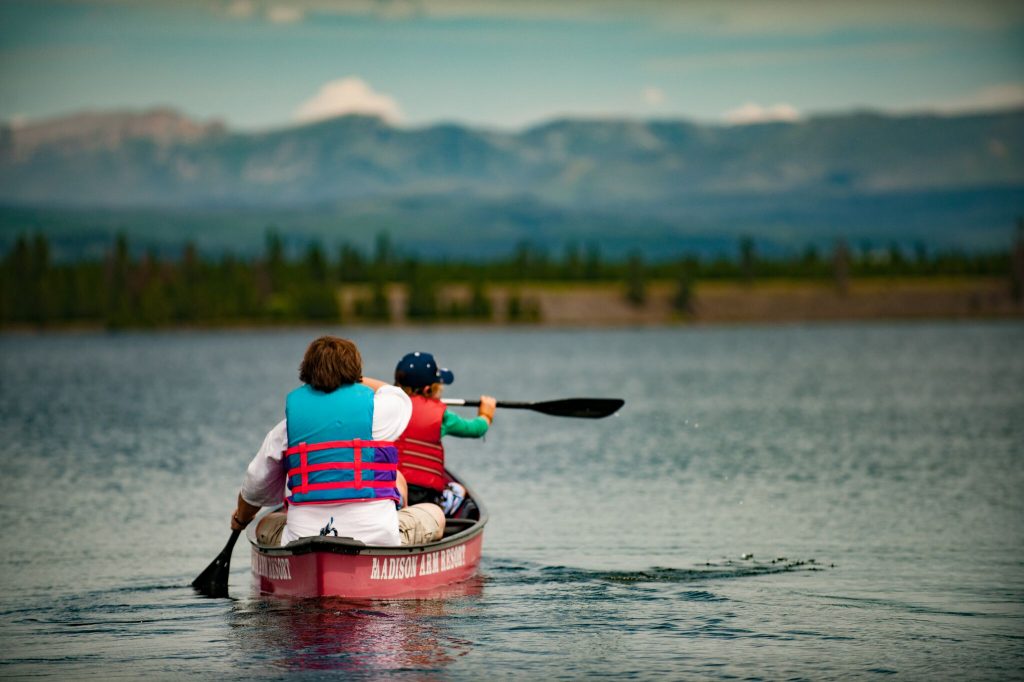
[240, 384, 412, 546]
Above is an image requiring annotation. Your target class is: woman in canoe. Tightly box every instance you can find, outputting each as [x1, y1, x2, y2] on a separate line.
[229, 336, 446, 547]
[393, 351, 496, 510]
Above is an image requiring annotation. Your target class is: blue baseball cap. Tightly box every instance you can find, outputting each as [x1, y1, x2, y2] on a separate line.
[395, 351, 455, 388]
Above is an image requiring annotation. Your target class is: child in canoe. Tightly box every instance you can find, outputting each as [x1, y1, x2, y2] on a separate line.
[393, 351, 496, 513]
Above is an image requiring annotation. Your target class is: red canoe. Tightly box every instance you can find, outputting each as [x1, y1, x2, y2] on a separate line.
[246, 470, 487, 598]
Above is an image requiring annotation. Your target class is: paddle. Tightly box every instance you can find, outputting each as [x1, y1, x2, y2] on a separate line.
[192, 529, 241, 598]
[442, 397, 624, 419]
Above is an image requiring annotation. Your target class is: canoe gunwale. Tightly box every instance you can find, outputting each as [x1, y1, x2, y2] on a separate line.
[246, 467, 488, 559]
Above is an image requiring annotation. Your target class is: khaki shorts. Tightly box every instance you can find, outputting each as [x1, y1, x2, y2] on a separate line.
[255, 511, 287, 546]
[398, 505, 443, 545]
[255, 506, 443, 547]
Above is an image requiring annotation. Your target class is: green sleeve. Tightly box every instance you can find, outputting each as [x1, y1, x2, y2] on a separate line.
[441, 408, 490, 438]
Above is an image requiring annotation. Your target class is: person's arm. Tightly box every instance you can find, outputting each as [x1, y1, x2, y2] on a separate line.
[231, 420, 288, 530]
[441, 395, 496, 438]
[361, 376, 389, 392]
[371, 384, 413, 440]
[396, 470, 409, 509]
[372, 385, 412, 509]
[231, 493, 261, 531]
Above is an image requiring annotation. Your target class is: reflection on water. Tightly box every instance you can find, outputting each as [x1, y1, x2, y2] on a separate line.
[231, 577, 484, 673]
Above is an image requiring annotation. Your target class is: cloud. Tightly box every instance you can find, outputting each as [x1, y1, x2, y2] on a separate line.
[890, 82, 1024, 116]
[224, 0, 255, 19]
[723, 102, 802, 125]
[931, 83, 1024, 113]
[294, 77, 403, 124]
[642, 86, 665, 106]
[266, 5, 304, 23]
[220, 1, 302, 24]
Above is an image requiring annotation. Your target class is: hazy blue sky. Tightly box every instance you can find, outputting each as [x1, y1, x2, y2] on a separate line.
[1, 0, 1022, 130]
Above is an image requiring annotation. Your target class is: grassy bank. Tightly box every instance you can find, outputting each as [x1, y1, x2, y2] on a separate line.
[341, 276, 1022, 326]
[4, 277, 1020, 332]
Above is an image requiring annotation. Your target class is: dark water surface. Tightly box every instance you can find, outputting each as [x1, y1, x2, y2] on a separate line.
[1, 323, 1022, 679]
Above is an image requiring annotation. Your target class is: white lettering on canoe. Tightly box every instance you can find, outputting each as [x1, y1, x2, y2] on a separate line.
[371, 556, 418, 580]
[252, 554, 292, 580]
[371, 546, 466, 580]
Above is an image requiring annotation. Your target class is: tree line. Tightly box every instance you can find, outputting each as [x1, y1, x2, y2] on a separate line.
[1, 229, 1020, 328]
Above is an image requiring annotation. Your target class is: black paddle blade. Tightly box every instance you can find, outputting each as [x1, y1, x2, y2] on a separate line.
[192, 529, 241, 598]
[528, 398, 624, 419]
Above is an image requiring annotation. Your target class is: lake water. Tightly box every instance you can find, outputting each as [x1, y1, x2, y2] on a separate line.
[1, 322, 1022, 679]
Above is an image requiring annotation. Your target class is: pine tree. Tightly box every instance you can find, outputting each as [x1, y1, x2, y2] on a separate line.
[1011, 219, 1024, 305]
[673, 265, 695, 315]
[305, 240, 327, 283]
[467, 276, 493, 320]
[833, 239, 851, 296]
[405, 258, 439, 320]
[624, 251, 646, 307]
[562, 241, 582, 280]
[739, 235, 756, 285]
[105, 234, 132, 329]
[264, 229, 285, 293]
[338, 242, 367, 282]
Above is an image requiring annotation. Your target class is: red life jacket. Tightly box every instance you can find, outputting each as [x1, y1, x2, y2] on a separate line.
[395, 395, 449, 492]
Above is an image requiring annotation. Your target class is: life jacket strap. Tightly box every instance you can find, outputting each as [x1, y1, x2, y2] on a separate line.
[402, 437, 443, 452]
[285, 438, 398, 497]
[283, 439, 396, 455]
[403, 462, 445, 476]
[401, 448, 444, 465]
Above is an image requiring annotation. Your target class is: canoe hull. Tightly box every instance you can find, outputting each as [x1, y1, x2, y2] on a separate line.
[249, 469, 487, 599]
[250, 530, 484, 599]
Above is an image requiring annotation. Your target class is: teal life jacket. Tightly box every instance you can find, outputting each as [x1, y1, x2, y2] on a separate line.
[284, 383, 400, 506]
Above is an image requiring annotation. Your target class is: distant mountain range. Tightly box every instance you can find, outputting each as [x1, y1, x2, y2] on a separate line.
[1, 107, 1022, 258]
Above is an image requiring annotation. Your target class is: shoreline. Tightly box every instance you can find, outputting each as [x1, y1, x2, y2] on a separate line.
[2, 277, 1021, 333]
[365, 276, 1021, 326]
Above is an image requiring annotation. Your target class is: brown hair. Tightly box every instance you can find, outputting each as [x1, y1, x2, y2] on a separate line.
[299, 336, 362, 392]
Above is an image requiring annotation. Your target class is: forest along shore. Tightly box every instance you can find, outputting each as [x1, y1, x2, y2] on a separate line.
[350, 277, 1021, 326]
[2, 278, 1021, 331]
[4, 230, 1022, 329]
